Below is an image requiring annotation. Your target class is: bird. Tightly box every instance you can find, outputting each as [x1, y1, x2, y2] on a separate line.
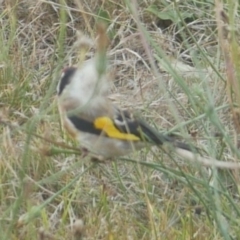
[56, 25, 196, 160]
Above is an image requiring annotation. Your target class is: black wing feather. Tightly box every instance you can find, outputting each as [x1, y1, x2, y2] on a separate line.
[114, 110, 194, 151]
[68, 116, 103, 135]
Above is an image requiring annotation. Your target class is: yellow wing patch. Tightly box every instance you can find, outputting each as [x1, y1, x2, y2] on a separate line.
[94, 117, 140, 141]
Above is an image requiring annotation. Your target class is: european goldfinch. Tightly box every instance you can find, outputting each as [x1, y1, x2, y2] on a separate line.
[56, 25, 195, 159]
[57, 64, 194, 158]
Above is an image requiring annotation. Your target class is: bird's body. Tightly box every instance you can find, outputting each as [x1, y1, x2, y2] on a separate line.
[56, 26, 195, 159]
[57, 61, 193, 158]
[57, 59, 144, 158]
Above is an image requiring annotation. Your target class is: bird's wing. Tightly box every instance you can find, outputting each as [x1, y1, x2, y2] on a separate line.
[67, 113, 141, 141]
[113, 109, 194, 151]
[66, 107, 194, 152]
[112, 109, 168, 144]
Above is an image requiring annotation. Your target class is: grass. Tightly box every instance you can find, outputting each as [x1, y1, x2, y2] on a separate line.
[1, 0, 240, 239]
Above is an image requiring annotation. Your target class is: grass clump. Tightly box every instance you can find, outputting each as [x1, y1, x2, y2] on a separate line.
[0, 0, 240, 239]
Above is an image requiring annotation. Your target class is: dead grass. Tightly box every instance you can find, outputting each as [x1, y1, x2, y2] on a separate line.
[1, 0, 240, 239]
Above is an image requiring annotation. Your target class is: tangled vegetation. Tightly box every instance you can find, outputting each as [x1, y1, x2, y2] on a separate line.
[1, 0, 240, 239]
